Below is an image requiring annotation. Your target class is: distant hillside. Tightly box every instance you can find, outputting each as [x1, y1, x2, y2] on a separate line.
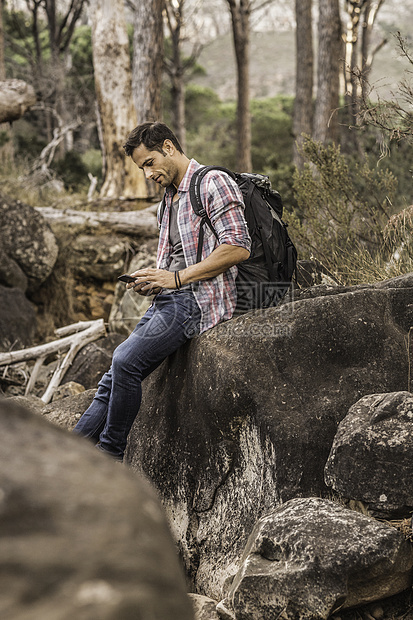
[190, 27, 411, 103]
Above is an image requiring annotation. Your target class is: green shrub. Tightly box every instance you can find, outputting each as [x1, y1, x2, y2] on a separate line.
[51, 151, 89, 191]
[289, 137, 400, 283]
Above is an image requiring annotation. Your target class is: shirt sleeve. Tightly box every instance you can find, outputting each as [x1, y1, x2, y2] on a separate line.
[203, 172, 252, 253]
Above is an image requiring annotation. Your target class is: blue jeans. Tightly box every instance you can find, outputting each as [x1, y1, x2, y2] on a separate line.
[74, 290, 201, 460]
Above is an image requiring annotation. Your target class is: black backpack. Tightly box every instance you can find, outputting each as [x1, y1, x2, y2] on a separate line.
[162, 165, 298, 314]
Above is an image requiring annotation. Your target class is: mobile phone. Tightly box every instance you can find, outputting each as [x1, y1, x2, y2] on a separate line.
[118, 273, 137, 284]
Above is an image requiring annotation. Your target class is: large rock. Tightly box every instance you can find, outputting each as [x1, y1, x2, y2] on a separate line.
[62, 333, 124, 389]
[126, 273, 413, 598]
[41, 388, 96, 430]
[0, 397, 194, 620]
[0, 79, 36, 123]
[0, 285, 37, 350]
[325, 391, 413, 517]
[0, 192, 58, 292]
[217, 498, 413, 620]
[108, 241, 157, 335]
[70, 233, 131, 281]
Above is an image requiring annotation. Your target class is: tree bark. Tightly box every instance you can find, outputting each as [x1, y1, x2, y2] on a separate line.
[293, 0, 313, 168]
[132, 0, 164, 123]
[131, 0, 164, 197]
[90, 0, 147, 199]
[227, 0, 252, 172]
[313, 0, 342, 144]
[35, 203, 159, 237]
[164, 0, 187, 152]
[0, 0, 14, 167]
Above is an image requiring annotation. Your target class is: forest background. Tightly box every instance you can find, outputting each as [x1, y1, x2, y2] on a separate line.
[0, 0, 412, 287]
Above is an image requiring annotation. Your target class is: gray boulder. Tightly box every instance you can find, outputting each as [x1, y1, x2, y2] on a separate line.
[325, 391, 413, 517]
[70, 233, 131, 281]
[41, 388, 96, 430]
[126, 274, 413, 598]
[217, 497, 413, 620]
[0, 285, 37, 350]
[108, 242, 157, 335]
[0, 397, 194, 620]
[0, 192, 58, 292]
[189, 594, 220, 620]
[62, 333, 124, 389]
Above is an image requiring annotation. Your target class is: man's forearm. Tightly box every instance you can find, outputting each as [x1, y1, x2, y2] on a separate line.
[180, 243, 250, 285]
[129, 244, 249, 293]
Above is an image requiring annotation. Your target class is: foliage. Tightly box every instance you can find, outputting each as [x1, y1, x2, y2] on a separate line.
[289, 137, 401, 283]
[357, 33, 413, 146]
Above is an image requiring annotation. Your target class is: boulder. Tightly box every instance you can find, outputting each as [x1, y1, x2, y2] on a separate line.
[41, 388, 96, 430]
[125, 273, 413, 598]
[189, 594, 220, 620]
[0, 397, 194, 620]
[0, 79, 36, 123]
[325, 391, 413, 518]
[62, 333, 124, 389]
[217, 498, 413, 620]
[70, 233, 131, 281]
[0, 285, 37, 351]
[0, 192, 58, 292]
[108, 242, 157, 335]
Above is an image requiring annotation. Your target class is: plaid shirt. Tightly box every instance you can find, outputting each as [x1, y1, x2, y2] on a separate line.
[157, 159, 251, 334]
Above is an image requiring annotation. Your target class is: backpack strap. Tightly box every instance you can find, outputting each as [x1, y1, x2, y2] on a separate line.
[189, 166, 237, 263]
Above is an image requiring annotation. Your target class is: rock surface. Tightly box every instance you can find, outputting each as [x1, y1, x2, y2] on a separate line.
[0, 285, 37, 350]
[0, 397, 194, 620]
[108, 242, 157, 335]
[70, 233, 131, 281]
[189, 594, 220, 620]
[62, 333, 124, 389]
[125, 274, 413, 598]
[0, 192, 58, 292]
[41, 388, 95, 430]
[218, 498, 413, 620]
[325, 391, 413, 517]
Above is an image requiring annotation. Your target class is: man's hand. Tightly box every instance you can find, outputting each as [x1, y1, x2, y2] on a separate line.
[127, 268, 174, 296]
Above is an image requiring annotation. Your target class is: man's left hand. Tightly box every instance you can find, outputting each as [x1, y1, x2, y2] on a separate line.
[128, 268, 175, 295]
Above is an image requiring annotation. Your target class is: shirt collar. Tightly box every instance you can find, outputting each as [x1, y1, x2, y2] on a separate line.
[165, 159, 200, 199]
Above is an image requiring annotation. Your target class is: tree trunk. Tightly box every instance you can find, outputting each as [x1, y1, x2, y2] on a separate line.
[293, 0, 313, 168]
[313, 0, 342, 144]
[164, 0, 187, 152]
[227, 0, 252, 172]
[132, 0, 164, 123]
[90, 0, 147, 199]
[171, 74, 186, 152]
[132, 0, 163, 197]
[0, 0, 14, 167]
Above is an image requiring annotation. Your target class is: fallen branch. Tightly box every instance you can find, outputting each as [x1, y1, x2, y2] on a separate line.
[0, 319, 106, 404]
[35, 202, 159, 237]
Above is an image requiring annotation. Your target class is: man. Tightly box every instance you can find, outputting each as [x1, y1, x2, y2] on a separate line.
[74, 121, 251, 461]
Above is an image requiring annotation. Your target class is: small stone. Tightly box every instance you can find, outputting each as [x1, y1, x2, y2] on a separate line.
[370, 605, 384, 619]
[52, 381, 85, 401]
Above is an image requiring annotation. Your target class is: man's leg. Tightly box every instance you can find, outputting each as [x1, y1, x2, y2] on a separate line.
[76, 291, 201, 461]
[73, 304, 156, 443]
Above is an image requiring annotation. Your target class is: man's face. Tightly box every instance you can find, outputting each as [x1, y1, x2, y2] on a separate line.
[131, 141, 178, 188]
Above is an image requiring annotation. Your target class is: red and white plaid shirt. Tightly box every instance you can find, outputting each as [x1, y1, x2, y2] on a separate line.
[157, 159, 251, 334]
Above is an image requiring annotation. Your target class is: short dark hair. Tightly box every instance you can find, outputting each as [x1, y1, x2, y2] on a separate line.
[123, 121, 184, 157]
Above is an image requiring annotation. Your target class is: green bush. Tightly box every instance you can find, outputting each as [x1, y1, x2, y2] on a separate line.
[289, 137, 400, 283]
[51, 151, 90, 191]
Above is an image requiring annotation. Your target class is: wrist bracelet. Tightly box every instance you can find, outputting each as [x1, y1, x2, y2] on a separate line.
[174, 270, 182, 289]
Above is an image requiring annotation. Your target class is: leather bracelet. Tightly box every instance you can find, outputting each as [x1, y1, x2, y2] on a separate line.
[174, 270, 181, 289]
